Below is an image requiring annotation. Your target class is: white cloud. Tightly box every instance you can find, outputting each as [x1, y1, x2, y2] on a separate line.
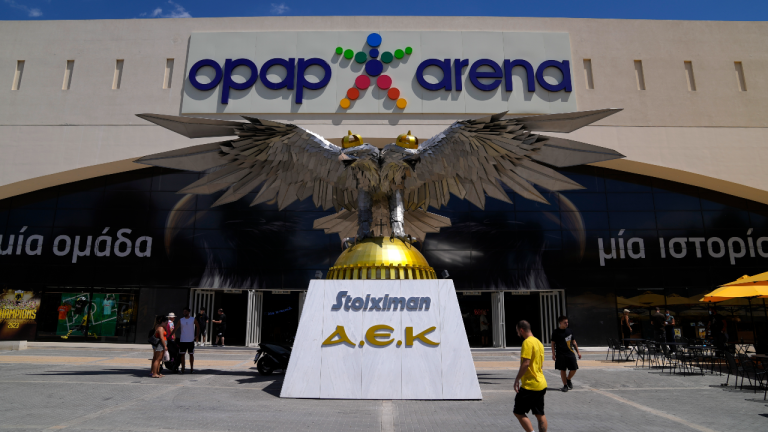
[4, 0, 42, 17]
[141, 1, 192, 19]
[270, 3, 289, 15]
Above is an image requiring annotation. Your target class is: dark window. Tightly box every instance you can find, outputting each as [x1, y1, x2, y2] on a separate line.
[608, 212, 657, 230]
[516, 211, 561, 230]
[653, 193, 701, 211]
[574, 211, 610, 230]
[703, 210, 750, 230]
[607, 193, 654, 211]
[560, 192, 607, 211]
[656, 211, 704, 229]
[7, 209, 56, 228]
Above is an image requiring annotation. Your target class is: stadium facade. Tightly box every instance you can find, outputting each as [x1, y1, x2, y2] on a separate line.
[1, 17, 767, 346]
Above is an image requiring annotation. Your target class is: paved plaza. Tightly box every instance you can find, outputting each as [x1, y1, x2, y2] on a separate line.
[0, 345, 765, 431]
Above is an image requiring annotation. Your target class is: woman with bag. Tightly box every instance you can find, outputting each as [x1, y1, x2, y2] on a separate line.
[149, 315, 169, 378]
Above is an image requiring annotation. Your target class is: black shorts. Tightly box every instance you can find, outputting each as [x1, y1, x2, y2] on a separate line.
[216, 327, 226, 337]
[514, 388, 546, 416]
[199, 327, 207, 336]
[178, 342, 195, 354]
[555, 355, 579, 371]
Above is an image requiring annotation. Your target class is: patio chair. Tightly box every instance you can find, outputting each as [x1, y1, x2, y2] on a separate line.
[644, 341, 662, 369]
[698, 346, 723, 375]
[723, 351, 744, 388]
[737, 354, 767, 393]
[678, 342, 705, 376]
[611, 338, 633, 361]
[634, 342, 649, 368]
[660, 344, 681, 375]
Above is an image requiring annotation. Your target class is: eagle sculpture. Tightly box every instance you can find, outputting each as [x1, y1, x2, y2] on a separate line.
[135, 109, 624, 243]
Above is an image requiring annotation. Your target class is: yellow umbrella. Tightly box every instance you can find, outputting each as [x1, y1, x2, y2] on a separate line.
[721, 272, 768, 287]
[626, 291, 666, 306]
[701, 275, 768, 344]
[704, 273, 768, 301]
[700, 284, 768, 303]
[665, 293, 696, 305]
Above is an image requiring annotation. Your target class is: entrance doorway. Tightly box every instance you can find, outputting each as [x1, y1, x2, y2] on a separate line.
[190, 289, 304, 347]
[260, 291, 301, 346]
[504, 290, 566, 347]
[215, 290, 249, 346]
[189, 289, 214, 342]
[457, 292, 493, 348]
[189, 289, 250, 346]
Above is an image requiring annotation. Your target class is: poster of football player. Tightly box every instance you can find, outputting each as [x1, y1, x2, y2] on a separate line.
[0, 289, 42, 341]
[87, 293, 118, 337]
[56, 293, 97, 339]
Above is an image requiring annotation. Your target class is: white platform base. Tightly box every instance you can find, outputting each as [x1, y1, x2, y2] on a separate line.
[0, 340, 27, 351]
[280, 279, 482, 400]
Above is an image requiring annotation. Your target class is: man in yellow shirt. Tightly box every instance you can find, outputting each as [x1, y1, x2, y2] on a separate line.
[513, 320, 548, 432]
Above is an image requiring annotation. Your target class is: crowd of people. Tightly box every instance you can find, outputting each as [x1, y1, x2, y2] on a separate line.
[621, 306, 729, 351]
[147, 307, 228, 378]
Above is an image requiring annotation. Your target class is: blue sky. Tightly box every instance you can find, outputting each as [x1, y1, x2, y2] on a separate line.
[1, 0, 767, 21]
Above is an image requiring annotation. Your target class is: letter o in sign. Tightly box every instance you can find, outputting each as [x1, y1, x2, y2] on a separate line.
[351, 297, 364, 311]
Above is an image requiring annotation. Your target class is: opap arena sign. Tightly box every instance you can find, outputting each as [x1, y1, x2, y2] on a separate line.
[182, 31, 575, 115]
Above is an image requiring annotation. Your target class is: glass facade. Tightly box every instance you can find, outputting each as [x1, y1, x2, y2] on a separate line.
[1, 165, 767, 345]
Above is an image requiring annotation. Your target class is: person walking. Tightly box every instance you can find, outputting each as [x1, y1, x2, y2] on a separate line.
[479, 314, 490, 347]
[177, 307, 199, 374]
[211, 308, 227, 347]
[651, 307, 666, 344]
[513, 320, 548, 432]
[196, 307, 209, 347]
[665, 309, 676, 348]
[551, 316, 581, 392]
[707, 307, 728, 349]
[620, 309, 632, 348]
[149, 315, 168, 378]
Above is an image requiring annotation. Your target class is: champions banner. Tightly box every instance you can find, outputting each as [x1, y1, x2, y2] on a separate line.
[0, 289, 41, 340]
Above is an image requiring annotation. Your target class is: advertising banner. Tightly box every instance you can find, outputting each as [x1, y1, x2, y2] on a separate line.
[281, 279, 481, 400]
[55, 293, 127, 339]
[56, 293, 92, 338]
[0, 289, 41, 341]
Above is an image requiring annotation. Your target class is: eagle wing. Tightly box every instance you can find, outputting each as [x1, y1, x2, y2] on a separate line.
[135, 114, 354, 211]
[407, 109, 625, 210]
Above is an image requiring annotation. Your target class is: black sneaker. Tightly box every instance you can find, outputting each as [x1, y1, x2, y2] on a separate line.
[560, 385, 569, 392]
[567, 380, 573, 390]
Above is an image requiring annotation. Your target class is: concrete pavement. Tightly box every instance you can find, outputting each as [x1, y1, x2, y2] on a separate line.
[0, 345, 765, 431]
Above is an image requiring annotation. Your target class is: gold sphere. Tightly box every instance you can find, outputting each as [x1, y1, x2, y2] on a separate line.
[327, 237, 436, 280]
[396, 130, 418, 150]
[342, 130, 364, 149]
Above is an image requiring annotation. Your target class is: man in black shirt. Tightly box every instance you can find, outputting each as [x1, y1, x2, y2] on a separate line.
[211, 308, 227, 347]
[707, 307, 728, 349]
[551, 316, 581, 392]
[196, 307, 209, 347]
[651, 307, 667, 344]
